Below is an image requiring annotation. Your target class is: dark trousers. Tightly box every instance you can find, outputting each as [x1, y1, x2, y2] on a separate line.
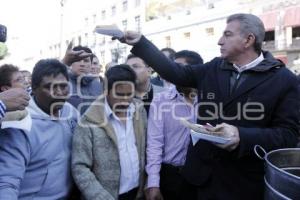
[67, 184, 82, 200]
[119, 187, 138, 200]
[160, 163, 185, 200]
[180, 174, 264, 200]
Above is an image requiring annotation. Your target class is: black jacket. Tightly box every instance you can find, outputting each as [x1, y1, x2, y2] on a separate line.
[132, 36, 299, 200]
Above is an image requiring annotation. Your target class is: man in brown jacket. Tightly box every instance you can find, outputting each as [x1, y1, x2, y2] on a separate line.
[72, 64, 147, 200]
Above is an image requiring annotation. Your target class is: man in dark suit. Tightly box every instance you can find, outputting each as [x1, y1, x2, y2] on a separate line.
[116, 13, 299, 200]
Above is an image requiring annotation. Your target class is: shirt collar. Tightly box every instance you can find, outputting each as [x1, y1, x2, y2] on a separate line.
[233, 53, 264, 73]
[165, 85, 178, 100]
[104, 98, 114, 119]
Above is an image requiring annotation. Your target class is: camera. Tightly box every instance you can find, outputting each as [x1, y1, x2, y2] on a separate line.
[0, 24, 7, 43]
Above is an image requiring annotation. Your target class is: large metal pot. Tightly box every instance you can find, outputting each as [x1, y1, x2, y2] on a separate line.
[264, 177, 291, 200]
[254, 145, 300, 200]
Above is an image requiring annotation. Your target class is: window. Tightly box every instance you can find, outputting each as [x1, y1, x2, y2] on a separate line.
[135, 15, 141, 32]
[100, 51, 105, 65]
[119, 46, 128, 63]
[58, 43, 61, 54]
[122, 20, 128, 30]
[78, 36, 82, 45]
[208, 3, 214, 9]
[184, 32, 191, 40]
[205, 27, 214, 36]
[54, 45, 57, 57]
[111, 6, 116, 16]
[264, 30, 275, 41]
[292, 26, 300, 39]
[48, 46, 52, 57]
[101, 10, 106, 20]
[111, 48, 120, 62]
[85, 33, 88, 46]
[85, 17, 88, 26]
[99, 37, 105, 45]
[93, 14, 97, 24]
[165, 36, 171, 47]
[122, 1, 128, 12]
[135, 0, 141, 7]
[93, 33, 96, 46]
[65, 40, 69, 47]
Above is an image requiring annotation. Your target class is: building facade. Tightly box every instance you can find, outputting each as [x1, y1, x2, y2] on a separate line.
[15, 0, 300, 73]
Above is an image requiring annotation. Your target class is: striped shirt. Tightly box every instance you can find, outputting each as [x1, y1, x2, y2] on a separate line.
[0, 100, 6, 120]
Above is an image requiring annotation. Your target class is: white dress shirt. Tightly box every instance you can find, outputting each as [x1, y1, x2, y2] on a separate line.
[104, 98, 140, 194]
[233, 53, 264, 73]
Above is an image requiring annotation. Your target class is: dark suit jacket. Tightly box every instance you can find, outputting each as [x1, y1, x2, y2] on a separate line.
[132, 36, 299, 200]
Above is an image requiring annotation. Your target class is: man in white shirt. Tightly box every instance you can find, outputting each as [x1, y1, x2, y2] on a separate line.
[72, 64, 147, 200]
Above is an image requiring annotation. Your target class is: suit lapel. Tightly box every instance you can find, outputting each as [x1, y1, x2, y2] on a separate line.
[217, 67, 231, 102]
[224, 71, 275, 107]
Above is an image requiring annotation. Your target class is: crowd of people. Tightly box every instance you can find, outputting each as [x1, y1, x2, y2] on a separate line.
[0, 13, 299, 200]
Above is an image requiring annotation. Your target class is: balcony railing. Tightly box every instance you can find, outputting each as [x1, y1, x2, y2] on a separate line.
[290, 38, 300, 50]
[262, 38, 300, 51]
[262, 41, 275, 51]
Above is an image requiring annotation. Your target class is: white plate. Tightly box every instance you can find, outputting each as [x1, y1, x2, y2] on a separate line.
[190, 130, 231, 145]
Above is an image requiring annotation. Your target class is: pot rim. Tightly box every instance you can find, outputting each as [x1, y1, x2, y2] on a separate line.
[264, 177, 291, 200]
[264, 148, 300, 180]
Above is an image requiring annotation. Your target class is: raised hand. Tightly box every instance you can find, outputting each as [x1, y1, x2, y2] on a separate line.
[113, 31, 142, 46]
[62, 41, 92, 66]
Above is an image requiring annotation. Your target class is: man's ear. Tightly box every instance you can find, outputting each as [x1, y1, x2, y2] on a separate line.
[245, 33, 256, 49]
[0, 85, 10, 92]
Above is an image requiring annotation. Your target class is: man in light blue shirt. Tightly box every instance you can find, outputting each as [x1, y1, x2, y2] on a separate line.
[0, 59, 78, 199]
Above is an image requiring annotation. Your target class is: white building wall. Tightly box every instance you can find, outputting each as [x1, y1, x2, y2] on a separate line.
[14, 0, 300, 72]
[143, 0, 249, 62]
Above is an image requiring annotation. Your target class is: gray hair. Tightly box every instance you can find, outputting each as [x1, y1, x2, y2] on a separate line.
[227, 13, 265, 53]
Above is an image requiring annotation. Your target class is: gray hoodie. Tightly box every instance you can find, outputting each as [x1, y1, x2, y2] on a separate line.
[0, 98, 78, 200]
